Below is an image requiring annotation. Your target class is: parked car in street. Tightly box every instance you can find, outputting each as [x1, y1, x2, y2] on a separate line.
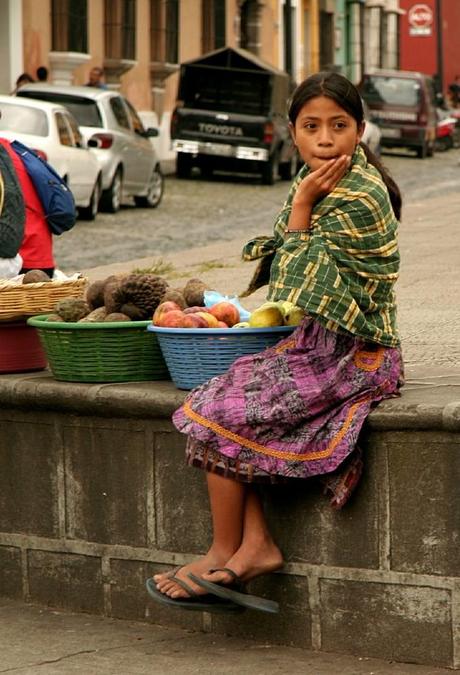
[359, 69, 437, 158]
[0, 95, 102, 220]
[171, 47, 295, 184]
[16, 84, 164, 212]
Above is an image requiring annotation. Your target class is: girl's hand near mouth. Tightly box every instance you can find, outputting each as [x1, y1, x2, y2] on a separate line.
[287, 154, 351, 232]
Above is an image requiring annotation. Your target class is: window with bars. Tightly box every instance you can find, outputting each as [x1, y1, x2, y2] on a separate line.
[51, 0, 88, 53]
[240, 0, 260, 54]
[201, 0, 226, 53]
[150, 0, 179, 64]
[319, 11, 334, 70]
[104, 0, 136, 60]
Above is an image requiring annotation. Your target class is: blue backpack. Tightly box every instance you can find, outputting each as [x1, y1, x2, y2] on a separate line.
[11, 140, 77, 235]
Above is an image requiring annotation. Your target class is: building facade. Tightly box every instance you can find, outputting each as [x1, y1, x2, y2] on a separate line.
[399, 0, 460, 96]
[2, 1, 305, 116]
[1, 0, 405, 133]
[333, 0, 402, 83]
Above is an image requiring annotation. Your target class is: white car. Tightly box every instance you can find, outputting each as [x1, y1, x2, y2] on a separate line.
[17, 84, 164, 213]
[362, 99, 382, 157]
[0, 95, 102, 220]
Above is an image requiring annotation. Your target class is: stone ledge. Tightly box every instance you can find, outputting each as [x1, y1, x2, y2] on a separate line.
[1, 364, 460, 430]
[0, 532, 456, 590]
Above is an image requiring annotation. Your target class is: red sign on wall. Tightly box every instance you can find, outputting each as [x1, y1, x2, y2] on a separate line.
[408, 3, 433, 36]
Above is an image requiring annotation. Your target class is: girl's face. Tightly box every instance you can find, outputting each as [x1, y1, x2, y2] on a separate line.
[290, 95, 364, 171]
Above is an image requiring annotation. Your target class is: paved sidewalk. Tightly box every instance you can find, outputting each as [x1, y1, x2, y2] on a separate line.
[0, 599, 452, 674]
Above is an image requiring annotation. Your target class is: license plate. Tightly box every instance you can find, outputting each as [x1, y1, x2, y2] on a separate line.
[381, 127, 401, 139]
[201, 142, 233, 156]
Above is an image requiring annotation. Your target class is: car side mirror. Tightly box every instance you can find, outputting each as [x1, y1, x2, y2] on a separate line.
[144, 127, 159, 138]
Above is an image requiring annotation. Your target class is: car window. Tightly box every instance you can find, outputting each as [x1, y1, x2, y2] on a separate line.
[55, 112, 74, 146]
[124, 99, 146, 135]
[64, 113, 84, 147]
[0, 103, 49, 136]
[361, 76, 421, 107]
[17, 91, 103, 127]
[109, 97, 130, 130]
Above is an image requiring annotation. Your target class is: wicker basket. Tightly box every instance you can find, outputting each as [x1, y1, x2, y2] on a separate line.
[148, 324, 295, 390]
[27, 315, 170, 383]
[0, 277, 87, 322]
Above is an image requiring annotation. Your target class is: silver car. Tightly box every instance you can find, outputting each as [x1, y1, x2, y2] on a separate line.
[17, 84, 164, 212]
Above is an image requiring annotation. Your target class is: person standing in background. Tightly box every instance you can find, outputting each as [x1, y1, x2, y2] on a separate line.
[448, 75, 460, 108]
[11, 73, 34, 94]
[0, 132, 55, 277]
[85, 67, 108, 90]
[0, 143, 25, 278]
[36, 66, 48, 82]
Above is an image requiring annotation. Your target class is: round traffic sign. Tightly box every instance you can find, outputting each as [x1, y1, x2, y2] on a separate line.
[408, 3, 433, 28]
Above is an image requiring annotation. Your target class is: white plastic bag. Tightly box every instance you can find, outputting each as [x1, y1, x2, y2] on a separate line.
[204, 290, 251, 321]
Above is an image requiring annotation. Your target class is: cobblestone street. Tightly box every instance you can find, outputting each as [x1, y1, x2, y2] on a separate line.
[54, 148, 460, 273]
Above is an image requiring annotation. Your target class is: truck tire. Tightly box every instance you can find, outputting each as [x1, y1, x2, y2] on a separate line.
[416, 142, 427, 159]
[261, 152, 279, 185]
[279, 155, 297, 181]
[176, 153, 192, 179]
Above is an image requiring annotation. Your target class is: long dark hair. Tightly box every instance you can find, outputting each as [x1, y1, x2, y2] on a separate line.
[288, 72, 402, 221]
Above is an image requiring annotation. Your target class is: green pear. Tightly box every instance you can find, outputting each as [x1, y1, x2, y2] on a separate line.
[277, 301, 296, 319]
[248, 305, 284, 328]
[283, 305, 306, 326]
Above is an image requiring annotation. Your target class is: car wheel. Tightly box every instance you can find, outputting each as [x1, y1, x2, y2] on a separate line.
[100, 167, 123, 213]
[176, 153, 192, 179]
[279, 154, 297, 181]
[134, 165, 164, 208]
[261, 152, 279, 185]
[78, 176, 101, 221]
[416, 142, 428, 159]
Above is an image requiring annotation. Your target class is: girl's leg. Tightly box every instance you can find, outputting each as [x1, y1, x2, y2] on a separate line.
[154, 471, 246, 598]
[202, 487, 283, 585]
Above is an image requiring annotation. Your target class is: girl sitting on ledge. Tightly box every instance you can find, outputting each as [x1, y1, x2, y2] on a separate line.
[146, 72, 403, 614]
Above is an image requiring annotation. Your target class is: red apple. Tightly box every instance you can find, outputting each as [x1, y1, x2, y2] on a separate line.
[153, 301, 182, 325]
[196, 311, 219, 328]
[208, 301, 240, 327]
[183, 306, 205, 314]
[216, 320, 229, 328]
[157, 309, 185, 327]
[180, 314, 208, 328]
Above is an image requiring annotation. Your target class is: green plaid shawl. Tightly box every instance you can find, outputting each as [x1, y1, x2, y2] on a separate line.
[242, 145, 400, 347]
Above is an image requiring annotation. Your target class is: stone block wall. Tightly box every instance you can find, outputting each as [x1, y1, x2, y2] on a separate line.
[0, 374, 458, 669]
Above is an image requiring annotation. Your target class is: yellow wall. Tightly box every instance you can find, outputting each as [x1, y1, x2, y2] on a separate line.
[21, 0, 321, 114]
[122, 0, 152, 110]
[22, 0, 51, 77]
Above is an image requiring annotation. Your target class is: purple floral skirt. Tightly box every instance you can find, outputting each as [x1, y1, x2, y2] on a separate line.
[172, 318, 403, 483]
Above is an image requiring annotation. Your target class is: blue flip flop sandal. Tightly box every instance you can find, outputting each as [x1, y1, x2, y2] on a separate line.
[145, 574, 244, 613]
[188, 567, 279, 614]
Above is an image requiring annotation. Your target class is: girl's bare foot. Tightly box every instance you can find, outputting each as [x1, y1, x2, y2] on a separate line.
[201, 537, 283, 586]
[152, 548, 237, 599]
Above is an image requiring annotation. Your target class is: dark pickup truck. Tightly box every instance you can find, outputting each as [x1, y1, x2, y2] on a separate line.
[171, 47, 296, 184]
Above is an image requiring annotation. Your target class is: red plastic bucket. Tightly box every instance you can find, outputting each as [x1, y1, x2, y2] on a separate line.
[0, 321, 47, 373]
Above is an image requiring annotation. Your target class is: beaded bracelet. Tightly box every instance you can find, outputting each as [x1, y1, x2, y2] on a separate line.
[285, 228, 311, 233]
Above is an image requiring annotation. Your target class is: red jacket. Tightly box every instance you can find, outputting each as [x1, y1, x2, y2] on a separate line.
[0, 138, 54, 269]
